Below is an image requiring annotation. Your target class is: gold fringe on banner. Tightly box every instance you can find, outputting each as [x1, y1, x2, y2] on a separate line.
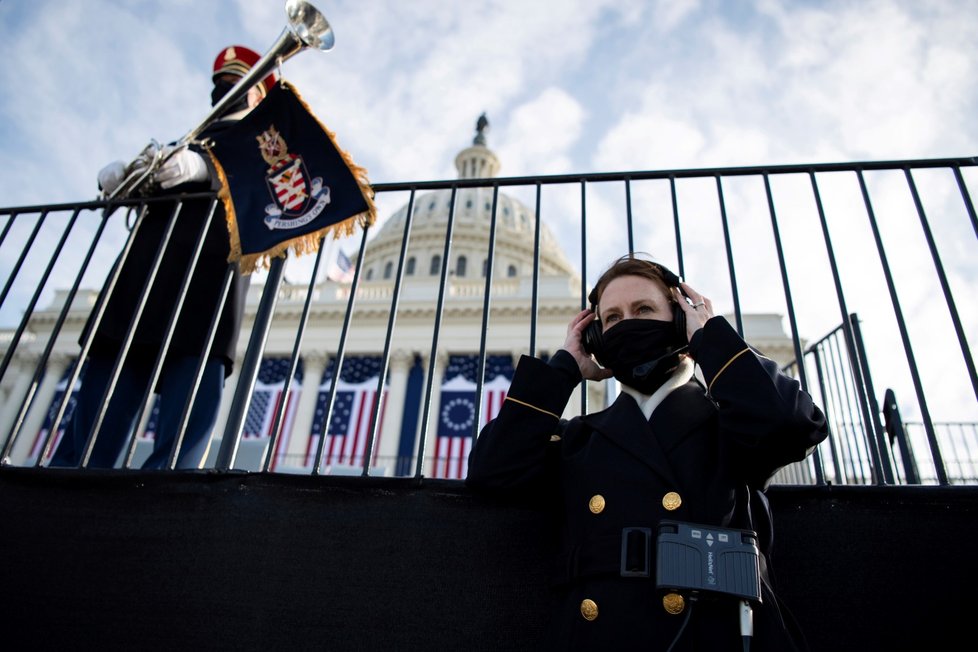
[208, 80, 376, 275]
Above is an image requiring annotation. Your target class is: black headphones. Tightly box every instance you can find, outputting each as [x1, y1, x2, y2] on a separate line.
[582, 261, 687, 359]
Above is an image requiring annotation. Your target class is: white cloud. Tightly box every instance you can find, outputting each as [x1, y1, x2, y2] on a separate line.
[763, 0, 978, 159]
[5, 0, 977, 206]
[652, 0, 702, 33]
[594, 109, 706, 171]
[496, 87, 585, 176]
[585, 0, 978, 176]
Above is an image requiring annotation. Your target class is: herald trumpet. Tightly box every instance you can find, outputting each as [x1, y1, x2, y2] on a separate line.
[107, 0, 334, 201]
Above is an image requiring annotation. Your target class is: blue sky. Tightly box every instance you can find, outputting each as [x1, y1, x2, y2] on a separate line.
[0, 0, 976, 424]
[2, 0, 977, 204]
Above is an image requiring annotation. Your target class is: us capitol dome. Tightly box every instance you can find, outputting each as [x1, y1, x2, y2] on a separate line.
[353, 113, 578, 287]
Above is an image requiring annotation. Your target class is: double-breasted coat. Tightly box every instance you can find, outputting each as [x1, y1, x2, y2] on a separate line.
[467, 316, 828, 651]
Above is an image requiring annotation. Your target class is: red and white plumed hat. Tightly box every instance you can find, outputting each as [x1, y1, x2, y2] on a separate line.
[212, 45, 278, 97]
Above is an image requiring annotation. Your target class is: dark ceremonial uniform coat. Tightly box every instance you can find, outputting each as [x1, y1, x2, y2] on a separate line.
[467, 316, 828, 652]
[86, 119, 249, 377]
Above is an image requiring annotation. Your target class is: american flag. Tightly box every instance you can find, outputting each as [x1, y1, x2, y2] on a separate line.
[307, 355, 387, 471]
[326, 247, 354, 282]
[140, 398, 162, 441]
[433, 354, 514, 479]
[243, 357, 302, 469]
[31, 361, 83, 464]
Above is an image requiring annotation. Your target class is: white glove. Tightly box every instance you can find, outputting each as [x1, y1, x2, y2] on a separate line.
[128, 142, 161, 178]
[155, 146, 209, 189]
[97, 160, 127, 194]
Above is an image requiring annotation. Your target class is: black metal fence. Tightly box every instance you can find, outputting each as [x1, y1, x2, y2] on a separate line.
[1, 156, 976, 485]
[779, 317, 978, 485]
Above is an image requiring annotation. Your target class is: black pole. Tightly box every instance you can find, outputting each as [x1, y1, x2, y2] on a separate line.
[215, 256, 287, 470]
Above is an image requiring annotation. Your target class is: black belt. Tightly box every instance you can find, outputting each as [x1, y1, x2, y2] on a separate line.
[551, 527, 654, 587]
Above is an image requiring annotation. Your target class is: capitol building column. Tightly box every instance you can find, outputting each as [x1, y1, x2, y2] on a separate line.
[377, 349, 411, 476]
[286, 351, 327, 470]
[417, 350, 447, 477]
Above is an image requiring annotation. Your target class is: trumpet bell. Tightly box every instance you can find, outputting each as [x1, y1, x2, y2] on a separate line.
[286, 0, 335, 52]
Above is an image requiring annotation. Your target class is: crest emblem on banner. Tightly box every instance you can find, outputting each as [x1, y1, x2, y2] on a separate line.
[258, 126, 331, 229]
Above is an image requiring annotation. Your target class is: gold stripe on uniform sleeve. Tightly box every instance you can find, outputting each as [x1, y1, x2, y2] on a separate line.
[504, 396, 560, 419]
[707, 347, 751, 394]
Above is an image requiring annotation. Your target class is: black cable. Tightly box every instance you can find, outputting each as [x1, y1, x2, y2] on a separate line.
[740, 599, 754, 652]
[664, 596, 696, 652]
[661, 595, 754, 652]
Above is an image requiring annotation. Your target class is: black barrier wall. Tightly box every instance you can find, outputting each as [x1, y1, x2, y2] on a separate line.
[0, 469, 972, 651]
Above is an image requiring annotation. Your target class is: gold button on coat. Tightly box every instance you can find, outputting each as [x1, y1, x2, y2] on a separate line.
[588, 495, 606, 514]
[580, 598, 599, 621]
[662, 491, 682, 511]
[662, 593, 685, 614]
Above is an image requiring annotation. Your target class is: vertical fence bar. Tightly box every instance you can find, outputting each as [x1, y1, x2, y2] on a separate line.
[942, 423, 968, 484]
[833, 328, 873, 483]
[165, 268, 234, 470]
[0, 209, 77, 394]
[904, 168, 977, 402]
[856, 170, 943, 485]
[260, 239, 327, 472]
[808, 172, 882, 482]
[362, 186, 421, 476]
[809, 349, 835, 484]
[215, 255, 286, 470]
[315, 223, 372, 475]
[624, 177, 635, 254]
[0, 211, 48, 312]
[951, 166, 978, 239]
[33, 204, 144, 466]
[473, 185, 501, 436]
[415, 189, 456, 477]
[714, 176, 744, 337]
[529, 184, 542, 358]
[0, 208, 80, 459]
[579, 180, 588, 415]
[669, 176, 685, 278]
[848, 312, 895, 484]
[762, 174, 808, 394]
[792, 348, 827, 483]
[118, 199, 219, 469]
[80, 201, 186, 468]
[0, 211, 16, 250]
[824, 332, 861, 482]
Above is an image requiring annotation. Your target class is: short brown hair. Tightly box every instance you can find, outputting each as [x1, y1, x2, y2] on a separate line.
[588, 253, 681, 311]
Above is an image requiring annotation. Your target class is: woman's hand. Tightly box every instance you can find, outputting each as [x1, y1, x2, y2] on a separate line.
[562, 309, 614, 381]
[673, 282, 714, 341]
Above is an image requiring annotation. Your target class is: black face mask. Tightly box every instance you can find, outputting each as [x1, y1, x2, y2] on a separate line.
[595, 319, 688, 395]
[210, 78, 249, 113]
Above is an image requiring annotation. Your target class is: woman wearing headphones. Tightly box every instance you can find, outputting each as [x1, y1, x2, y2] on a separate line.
[466, 253, 828, 651]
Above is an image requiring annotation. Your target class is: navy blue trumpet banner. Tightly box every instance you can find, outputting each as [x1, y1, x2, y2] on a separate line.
[207, 81, 376, 274]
